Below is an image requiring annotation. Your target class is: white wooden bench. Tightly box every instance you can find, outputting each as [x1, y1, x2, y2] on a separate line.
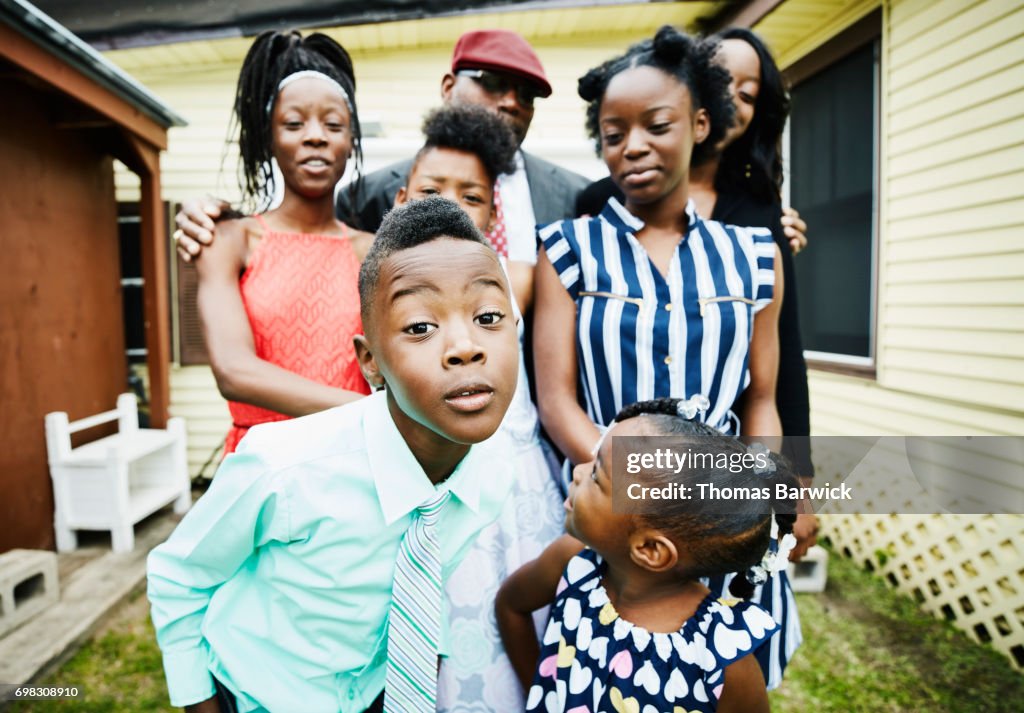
[45, 393, 190, 553]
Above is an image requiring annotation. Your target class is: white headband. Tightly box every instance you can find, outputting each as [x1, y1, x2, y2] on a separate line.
[266, 70, 353, 114]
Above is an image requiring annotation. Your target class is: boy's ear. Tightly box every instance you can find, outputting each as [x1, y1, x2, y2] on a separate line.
[628, 528, 679, 573]
[353, 334, 385, 391]
[394, 186, 408, 208]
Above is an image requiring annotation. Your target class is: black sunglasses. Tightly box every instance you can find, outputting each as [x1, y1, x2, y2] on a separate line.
[456, 69, 541, 108]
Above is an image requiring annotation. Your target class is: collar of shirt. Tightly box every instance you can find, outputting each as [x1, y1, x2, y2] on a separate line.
[363, 391, 482, 524]
[496, 150, 539, 263]
[600, 195, 701, 237]
[512, 150, 525, 173]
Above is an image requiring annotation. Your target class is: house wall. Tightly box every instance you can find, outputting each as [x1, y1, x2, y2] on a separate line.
[754, 0, 1024, 668]
[0, 79, 127, 551]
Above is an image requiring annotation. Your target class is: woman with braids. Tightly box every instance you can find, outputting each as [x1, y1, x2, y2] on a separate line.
[532, 25, 800, 688]
[496, 396, 798, 712]
[195, 30, 373, 453]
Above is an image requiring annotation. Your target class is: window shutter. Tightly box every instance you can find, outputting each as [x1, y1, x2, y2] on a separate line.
[176, 256, 209, 365]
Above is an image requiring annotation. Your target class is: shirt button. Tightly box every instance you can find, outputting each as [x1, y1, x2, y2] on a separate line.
[665, 303, 673, 312]
[348, 690, 355, 700]
[664, 356, 672, 365]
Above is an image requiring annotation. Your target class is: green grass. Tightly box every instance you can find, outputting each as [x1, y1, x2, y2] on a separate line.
[8, 549, 1023, 712]
[6, 589, 174, 713]
[770, 549, 1024, 712]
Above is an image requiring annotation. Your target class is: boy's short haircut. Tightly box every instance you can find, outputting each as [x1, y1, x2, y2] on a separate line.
[411, 104, 518, 184]
[359, 196, 491, 322]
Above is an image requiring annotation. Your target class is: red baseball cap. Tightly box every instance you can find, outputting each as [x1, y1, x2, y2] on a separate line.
[451, 30, 553, 98]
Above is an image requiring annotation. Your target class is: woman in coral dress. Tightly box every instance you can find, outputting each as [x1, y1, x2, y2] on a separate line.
[195, 31, 372, 452]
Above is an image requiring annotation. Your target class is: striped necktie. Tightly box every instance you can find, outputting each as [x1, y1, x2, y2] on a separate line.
[384, 489, 452, 712]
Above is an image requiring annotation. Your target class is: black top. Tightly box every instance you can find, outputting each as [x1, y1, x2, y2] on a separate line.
[577, 177, 813, 475]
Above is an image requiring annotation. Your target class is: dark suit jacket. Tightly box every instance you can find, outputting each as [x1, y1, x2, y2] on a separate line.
[336, 151, 590, 232]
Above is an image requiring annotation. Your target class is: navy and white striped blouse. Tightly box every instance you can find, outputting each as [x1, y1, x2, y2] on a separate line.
[540, 197, 775, 434]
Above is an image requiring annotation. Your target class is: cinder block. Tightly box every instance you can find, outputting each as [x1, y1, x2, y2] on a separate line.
[0, 549, 59, 639]
[786, 545, 828, 593]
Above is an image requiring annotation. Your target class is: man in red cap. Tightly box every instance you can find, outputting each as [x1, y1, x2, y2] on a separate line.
[173, 29, 588, 259]
[336, 29, 588, 239]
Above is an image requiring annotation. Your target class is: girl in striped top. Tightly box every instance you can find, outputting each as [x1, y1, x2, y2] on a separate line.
[532, 26, 797, 688]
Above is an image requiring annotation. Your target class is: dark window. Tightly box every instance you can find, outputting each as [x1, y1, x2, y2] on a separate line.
[790, 39, 878, 361]
[118, 205, 146, 365]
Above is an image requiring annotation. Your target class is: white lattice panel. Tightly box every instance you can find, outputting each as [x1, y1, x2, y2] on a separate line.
[821, 513, 1024, 671]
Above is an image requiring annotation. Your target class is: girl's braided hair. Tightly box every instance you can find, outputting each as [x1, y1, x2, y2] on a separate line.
[231, 29, 362, 213]
[614, 397, 796, 599]
[577, 25, 735, 165]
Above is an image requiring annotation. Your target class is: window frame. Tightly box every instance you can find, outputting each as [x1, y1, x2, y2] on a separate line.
[784, 8, 882, 379]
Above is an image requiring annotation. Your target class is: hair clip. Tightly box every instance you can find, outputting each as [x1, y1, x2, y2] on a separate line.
[676, 394, 710, 420]
[773, 533, 797, 567]
[748, 442, 776, 477]
[745, 532, 797, 587]
[746, 564, 768, 587]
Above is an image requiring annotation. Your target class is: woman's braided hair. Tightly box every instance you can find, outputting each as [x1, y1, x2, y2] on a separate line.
[231, 29, 362, 213]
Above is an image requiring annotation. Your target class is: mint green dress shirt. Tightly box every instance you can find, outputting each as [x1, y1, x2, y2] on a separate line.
[147, 391, 514, 712]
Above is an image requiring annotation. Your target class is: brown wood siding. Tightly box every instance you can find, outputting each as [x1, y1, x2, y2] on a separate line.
[0, 78, 127, 551]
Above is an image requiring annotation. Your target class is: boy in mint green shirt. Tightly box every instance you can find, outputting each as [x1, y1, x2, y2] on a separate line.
[148, 197, 520, 713]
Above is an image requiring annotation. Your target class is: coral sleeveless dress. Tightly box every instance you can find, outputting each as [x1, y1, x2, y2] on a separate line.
[224, 215, 370, 453]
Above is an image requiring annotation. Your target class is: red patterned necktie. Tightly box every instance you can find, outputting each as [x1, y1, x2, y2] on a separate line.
[486, 177, 508, 258]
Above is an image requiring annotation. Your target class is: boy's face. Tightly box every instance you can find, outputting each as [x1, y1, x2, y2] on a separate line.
[396, 147, 494, 233]
[357, 238, 518, 450]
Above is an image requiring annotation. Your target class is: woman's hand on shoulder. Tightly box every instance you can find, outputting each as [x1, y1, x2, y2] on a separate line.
[781, 206, 807, 255]
[174, 197, 230, 262]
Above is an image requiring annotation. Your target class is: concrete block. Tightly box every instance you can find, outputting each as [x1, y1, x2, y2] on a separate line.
[787, 544, 828, 593]
[0, 549, 59, 639]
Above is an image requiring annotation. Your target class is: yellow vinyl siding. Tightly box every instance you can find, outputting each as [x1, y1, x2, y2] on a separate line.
[888, 170, 1024, 218]
[168, 365, 229, 477]
[880, 0, 1024, 411]
[807, 371, 1024, 437]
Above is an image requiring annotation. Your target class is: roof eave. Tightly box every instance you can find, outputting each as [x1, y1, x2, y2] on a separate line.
[0, 0, 187, 129]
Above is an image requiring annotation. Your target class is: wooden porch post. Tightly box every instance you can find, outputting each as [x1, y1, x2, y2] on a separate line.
[122, 134, 170, 428]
